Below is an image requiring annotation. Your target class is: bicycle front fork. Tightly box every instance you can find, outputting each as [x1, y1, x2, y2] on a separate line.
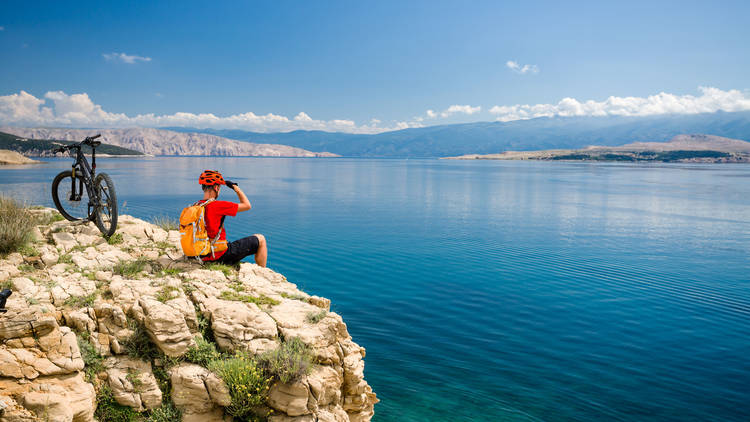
[69, 166, 83, 201]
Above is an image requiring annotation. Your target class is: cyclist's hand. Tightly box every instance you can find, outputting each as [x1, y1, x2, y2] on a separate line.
[225, 180, 238, 190]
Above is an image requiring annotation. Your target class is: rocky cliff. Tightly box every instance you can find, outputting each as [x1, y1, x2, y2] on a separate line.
[0, 210, 376, 421]
[0, 128, 339, 157]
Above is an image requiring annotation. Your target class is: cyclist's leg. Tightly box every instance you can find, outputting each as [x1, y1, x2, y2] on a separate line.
[218, 235, 264, 267]
[253, 234, 267, 267]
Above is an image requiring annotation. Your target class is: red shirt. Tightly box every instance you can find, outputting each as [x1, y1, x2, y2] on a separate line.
[199, 200, 238, 261]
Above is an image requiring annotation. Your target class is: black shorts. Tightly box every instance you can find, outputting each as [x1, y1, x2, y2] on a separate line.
[212, 235, 260, 265]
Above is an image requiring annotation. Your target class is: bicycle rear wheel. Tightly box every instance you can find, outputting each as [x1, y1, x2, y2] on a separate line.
[93, 173, 118, 237]
[51, 170, 93, 221]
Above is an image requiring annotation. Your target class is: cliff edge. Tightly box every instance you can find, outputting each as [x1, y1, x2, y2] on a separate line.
[0, 209, 377, 421]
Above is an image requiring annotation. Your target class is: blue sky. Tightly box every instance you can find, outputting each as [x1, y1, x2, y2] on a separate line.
[1, 0, 749, 133]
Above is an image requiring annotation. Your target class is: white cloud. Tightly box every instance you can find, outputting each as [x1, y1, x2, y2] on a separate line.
[0, 90, 419, 134]
[422, 105, 481, 120]
[103, 52, 152, 64]
[489, 87, 750, 122]
[506, 60, 539, 75]
[441, 104, 481, 118]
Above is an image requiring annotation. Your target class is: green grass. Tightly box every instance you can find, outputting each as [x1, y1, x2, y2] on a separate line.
[162, 267, 183, 276]
[18, 263, 34, 272]
[219, 290, 280, 306]
[257, 337, 315, 384]
[94, 386, 143, 422]
[208, 351, 272, 420]
[147, 401, 181, 422]
[0, 280, 13, 291]
[0, 196, 35, 255]
[64, 292, 97, 308]
[77, 332, 104, 383]
[203, 262, 236, 278]
[151, 215, 179, 231]
[154, 241, 174, 251]
[126, 369, 144, 393]
[58, 253, 73, 264]
[112, 258, 150, 278]
[306, 310, 327, 324]
[33, 210, 65, 226]
[155, 285, 180, 303]
[185, 336, 222, 367]
[19, 243, 40, 256]
[280, 292, 309, 302]
[107, 232, 124, 245]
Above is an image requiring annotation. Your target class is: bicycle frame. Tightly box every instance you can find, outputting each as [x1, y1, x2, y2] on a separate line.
[68, 146, 100, 219]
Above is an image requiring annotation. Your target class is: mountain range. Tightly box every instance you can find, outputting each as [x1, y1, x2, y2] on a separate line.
[0, 127, 338, 157]
[166, 111, 750, 157]
[2, 111, 749, 158]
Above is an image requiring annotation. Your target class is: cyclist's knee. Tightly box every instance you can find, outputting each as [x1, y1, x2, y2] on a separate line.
[254, 234, 266, 245]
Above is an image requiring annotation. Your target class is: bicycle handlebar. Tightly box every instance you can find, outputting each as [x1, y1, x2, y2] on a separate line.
[52, 134, 102, 154]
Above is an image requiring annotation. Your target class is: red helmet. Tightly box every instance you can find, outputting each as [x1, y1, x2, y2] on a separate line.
[199, 170, 226, 186]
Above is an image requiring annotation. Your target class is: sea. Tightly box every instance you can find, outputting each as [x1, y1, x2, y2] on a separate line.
[2, 157, 749, 422]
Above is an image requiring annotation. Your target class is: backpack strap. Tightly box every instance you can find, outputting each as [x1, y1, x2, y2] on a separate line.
[195, 198, 226, 260]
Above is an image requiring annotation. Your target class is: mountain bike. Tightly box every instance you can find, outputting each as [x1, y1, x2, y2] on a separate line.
[51, 134, 119, 237]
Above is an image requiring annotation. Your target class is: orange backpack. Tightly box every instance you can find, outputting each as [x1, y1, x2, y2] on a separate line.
[179, 199, 228, 260]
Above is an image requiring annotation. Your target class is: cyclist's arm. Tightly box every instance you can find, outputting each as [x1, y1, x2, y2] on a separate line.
[233, 185, 251, 212]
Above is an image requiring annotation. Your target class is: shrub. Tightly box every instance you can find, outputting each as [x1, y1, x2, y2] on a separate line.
[95, 386, 142, 422]
[208, 352, 272, 419]
[257, 337, 315, 384]
[77, 333, 104, 383]
[122, 320, 160, 361]
[152, 215, 179, 231]
[195, 306, 214, 343]
[0, 196, 35, 255]
[306, 310, 327, 324]
[147, 401, 182, 422]
[220, 290, 279, 306]
[185, 336, 222, 367]
[113, 258, 150, 278]
[107, 232, 124, 245]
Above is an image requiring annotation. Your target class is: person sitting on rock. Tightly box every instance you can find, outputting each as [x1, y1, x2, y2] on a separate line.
[197, 169, 267, 267]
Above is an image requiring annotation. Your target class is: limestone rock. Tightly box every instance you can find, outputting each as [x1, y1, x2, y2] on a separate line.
[170, 363, 231, 421]
[269, 300, 348, 365]
[51, 232, 77, 252]
[268, 380, 312, 417]
[202, 296, 278, 353]
[104, 356, 162, 411]
[0, 372, 96, 422]
[139, 297, 194, 357]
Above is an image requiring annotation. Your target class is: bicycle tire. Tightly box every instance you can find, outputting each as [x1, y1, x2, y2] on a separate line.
[51, 170, 93, 221]
[93, 173, 118, 237]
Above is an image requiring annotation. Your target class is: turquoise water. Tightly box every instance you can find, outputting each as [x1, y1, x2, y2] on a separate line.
[3, 158, 750, 421]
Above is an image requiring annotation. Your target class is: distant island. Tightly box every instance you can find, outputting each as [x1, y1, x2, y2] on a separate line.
[443, 134, 750, 163]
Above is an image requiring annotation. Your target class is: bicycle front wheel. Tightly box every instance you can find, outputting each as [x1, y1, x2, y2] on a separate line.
[93, 173, 118, 237]
[51, 170, 93, 221]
